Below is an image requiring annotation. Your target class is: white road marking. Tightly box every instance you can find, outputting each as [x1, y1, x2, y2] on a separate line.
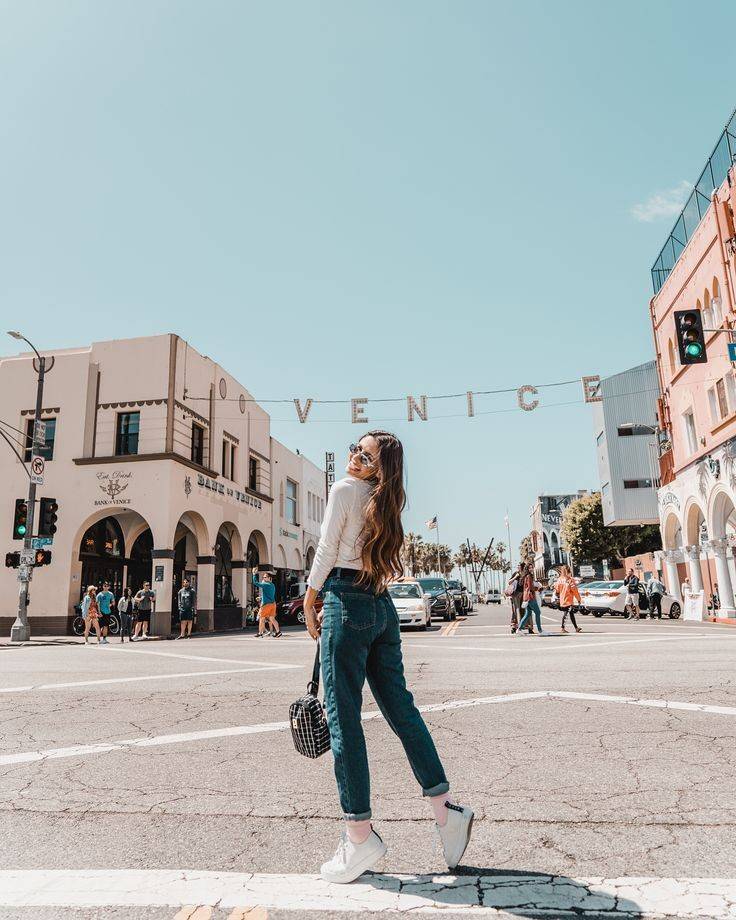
[0, 664, 298, 694]
[403, 635, 735, 653]
[551, 690, 736, 717]
[2, 869, 736, 916]
[0, 692, 546, 767]
[3, 688, 736, 769]
[103, 646, 291, 668]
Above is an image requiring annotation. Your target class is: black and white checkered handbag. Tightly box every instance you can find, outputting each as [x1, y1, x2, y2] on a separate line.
[289, 644, 331, 759]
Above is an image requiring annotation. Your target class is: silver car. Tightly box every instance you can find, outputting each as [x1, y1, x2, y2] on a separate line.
[579, 580, 681, 618]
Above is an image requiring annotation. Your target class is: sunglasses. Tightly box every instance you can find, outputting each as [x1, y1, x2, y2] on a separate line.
[349, 443, 375, 467]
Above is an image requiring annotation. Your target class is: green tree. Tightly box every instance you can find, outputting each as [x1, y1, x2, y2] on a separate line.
[518, 534, 534, 565]
[560, 492, 661, 566]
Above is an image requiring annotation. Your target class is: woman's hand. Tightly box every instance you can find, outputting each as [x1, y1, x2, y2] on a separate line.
[303, 586, 321, 640]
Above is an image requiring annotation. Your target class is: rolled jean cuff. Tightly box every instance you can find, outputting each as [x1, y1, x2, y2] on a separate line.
[344, 810, 372, 822]
[422, 781, 450, 798]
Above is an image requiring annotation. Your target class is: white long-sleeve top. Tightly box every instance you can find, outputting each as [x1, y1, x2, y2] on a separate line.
[307, 475, 372, 592]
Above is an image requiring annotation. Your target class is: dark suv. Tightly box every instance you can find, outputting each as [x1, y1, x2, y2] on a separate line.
[418, 577, 456, 621]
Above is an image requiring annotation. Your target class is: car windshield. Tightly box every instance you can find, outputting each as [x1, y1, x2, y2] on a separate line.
[389, 584, 421, 599]
[581, 582, 605, 589]
[446, 580, 461, 590]
[597, 581, 625, 590]
[419, 578, 444, 591]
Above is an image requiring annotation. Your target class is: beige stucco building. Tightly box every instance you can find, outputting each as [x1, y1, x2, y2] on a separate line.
[0, 334, 325, 635]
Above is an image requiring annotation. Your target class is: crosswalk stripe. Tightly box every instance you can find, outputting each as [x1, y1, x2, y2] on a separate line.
[1, 869, 735, 916]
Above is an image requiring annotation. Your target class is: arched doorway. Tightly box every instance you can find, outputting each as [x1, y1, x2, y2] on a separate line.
[79, 517, 126, 598]
[305, 545, 316, 575]
[214, 523, 243, 630]
[127, 529, 153, 593]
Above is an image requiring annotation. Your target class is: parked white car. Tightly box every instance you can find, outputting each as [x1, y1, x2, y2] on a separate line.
[388, 579, 432, 629]
[485, 589, 503, 604]
[578, 580, 681, 619]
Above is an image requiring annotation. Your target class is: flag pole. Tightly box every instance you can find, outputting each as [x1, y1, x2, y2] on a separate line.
[436, 517, 441, 575]
[505, 510, 513, 572]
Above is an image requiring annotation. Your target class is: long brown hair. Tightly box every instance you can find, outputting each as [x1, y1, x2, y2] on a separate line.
[358, 430, 406, 591]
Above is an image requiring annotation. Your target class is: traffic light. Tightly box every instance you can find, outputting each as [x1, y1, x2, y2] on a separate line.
[38, 498, 58, 537]
[5, 552, 20, 568]
[34, 549, 52, 566]
[12, 499, 28, 540]
[674, 310, 708, 365]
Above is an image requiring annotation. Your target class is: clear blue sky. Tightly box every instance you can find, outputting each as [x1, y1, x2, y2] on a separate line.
[2, 0, 735, 560]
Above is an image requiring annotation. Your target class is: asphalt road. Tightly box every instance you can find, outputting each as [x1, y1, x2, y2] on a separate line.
[1, 603, 735, 919]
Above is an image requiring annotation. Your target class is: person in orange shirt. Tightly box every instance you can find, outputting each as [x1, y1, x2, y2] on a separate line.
[554, 565, 582, 634]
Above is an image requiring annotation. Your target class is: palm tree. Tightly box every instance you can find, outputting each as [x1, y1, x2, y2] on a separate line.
[402, 532, 424, 577]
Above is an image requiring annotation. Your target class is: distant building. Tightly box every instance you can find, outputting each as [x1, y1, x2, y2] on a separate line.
[592, 361, 660, 526]
[530, 492, 589, 580]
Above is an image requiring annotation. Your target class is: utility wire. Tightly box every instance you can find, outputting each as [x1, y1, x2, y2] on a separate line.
[0, 429, 31, 478]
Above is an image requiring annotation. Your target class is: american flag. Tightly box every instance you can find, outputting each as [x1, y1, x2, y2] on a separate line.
[425, 516, 438, 530]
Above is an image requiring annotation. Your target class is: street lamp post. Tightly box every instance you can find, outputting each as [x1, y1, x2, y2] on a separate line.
[7, 331, 45, 643]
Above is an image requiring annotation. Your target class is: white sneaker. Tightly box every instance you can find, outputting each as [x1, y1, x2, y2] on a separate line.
[320, 829, 387, 884]
[539, 630, 552, 636]
[437, 802, 474, 869]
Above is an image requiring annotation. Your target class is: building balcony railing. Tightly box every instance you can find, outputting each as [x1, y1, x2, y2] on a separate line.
[651, 107, 736, 295]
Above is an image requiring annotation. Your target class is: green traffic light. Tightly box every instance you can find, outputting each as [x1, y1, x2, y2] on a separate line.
[17, 525, 26, 536]
[685, 342, 703, 357]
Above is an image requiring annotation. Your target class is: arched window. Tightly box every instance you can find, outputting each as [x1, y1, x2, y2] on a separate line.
[712, 277, 722, 324]
[700, 296, 712, 330]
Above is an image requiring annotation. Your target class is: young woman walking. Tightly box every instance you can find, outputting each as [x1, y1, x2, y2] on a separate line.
[517, 566, 547, 636]
[303, 432, 473, 884]
[81, 585, 102, 644]
[555, 565, 582, 634]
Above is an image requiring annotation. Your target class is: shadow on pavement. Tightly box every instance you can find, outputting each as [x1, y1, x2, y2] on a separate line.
[362, 867, 644, 917]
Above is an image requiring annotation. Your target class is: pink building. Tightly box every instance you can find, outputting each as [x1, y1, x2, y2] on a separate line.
[650, 110, 736, 614]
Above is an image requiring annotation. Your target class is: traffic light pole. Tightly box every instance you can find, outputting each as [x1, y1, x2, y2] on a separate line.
[10, 356, 45, 643]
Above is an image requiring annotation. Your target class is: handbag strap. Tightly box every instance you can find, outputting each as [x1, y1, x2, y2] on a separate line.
[307, 642, 321, 696]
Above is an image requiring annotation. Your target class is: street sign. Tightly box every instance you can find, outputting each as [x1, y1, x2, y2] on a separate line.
[728, 343, 736, 363]
[19, 549, 34, 566]
[30, 454, 45, 485]
[33, 420, 46, 446]
[31, 537, 53, 549]
[579, 564, 595, 577]
[325, 451, 336, 494]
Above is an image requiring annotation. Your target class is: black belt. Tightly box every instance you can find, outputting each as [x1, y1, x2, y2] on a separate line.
[328, 566, 361, 581]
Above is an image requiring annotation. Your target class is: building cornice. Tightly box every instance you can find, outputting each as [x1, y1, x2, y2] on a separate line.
[73, 452, 219, 478]
[175, 400, 209, 427]
[97, 398, 167, 410]
[20, 407, 61, 416]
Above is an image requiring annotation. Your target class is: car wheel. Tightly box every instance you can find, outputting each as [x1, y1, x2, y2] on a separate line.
[443, 610, 451, 621]
[72, 616, 85, 637]
[668, 603, 681, 619]
[593, 610, 604, 618]
[296, 608, 306, 625]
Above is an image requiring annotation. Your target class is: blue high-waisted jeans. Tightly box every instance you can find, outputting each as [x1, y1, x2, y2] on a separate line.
[517, 597, 542, 632]
[320, 572, 449, 820]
